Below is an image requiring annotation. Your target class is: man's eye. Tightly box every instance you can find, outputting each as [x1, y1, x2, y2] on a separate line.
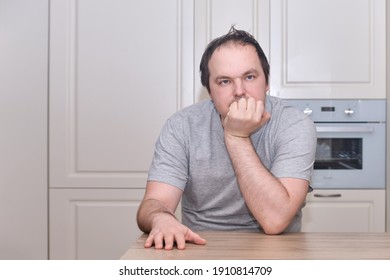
[246, 75, 255, 81]
[219, 80, 230, 86]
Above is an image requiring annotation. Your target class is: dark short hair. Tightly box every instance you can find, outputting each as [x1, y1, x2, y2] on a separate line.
[199, 26, 270, 93]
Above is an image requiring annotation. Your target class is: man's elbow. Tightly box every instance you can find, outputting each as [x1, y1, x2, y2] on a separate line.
[136, 203, 150, 233]
[262, 226, 284, 235]
[261, 219, 290, 235]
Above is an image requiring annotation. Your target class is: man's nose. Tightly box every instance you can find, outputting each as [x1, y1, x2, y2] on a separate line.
[233, 80, 246, 97]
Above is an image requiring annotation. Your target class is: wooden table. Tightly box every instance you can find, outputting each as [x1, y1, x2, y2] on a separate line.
[120, 231, 390, 259]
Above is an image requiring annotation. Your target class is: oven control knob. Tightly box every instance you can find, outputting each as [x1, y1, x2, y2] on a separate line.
[344, 108, 354, 115]
[303, 107, 313, 116]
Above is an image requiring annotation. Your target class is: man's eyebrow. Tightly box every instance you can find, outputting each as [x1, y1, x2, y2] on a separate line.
[215, 75, 230, 81]
[243, 69, 260, 76]
[215, 69, 260, 81]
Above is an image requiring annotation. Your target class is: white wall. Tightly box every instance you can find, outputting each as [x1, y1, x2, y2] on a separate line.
[0, 0, 48, 259]
[387, 1, 390, 232]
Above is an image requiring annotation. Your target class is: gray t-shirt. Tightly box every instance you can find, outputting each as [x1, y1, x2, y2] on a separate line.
[148, 96, 317, 232]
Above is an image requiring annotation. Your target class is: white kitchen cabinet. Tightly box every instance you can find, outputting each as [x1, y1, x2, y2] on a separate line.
[270, 0, 386, 99]
[49, 0, 194, 259]
[302, 189, 386, 232]
[49, 188, 144, 259]
[50, 0, 194, 189]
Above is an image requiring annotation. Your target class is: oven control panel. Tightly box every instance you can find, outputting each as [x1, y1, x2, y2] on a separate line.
[284, 99, 386, 122]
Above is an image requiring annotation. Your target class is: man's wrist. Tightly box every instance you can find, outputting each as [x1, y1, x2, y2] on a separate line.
[150, 208, 177, 224]
[224, 132, 251, 141]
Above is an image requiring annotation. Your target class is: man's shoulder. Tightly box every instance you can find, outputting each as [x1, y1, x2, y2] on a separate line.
[267, 96, 310, 120]
[266, 95, 285, 113]
[170, 99, 214, 121]
[181, 99, 214, 113]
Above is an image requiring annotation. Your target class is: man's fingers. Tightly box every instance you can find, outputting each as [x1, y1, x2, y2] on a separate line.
[144, 234, 154, 248]
[184, 230, 207, 245]
[246, 97, 256, 112]
[174, 234, 186, 250]
[153, 232, 164, 249]
[163, 234, 175, 250]
[144, 228, 205, 250]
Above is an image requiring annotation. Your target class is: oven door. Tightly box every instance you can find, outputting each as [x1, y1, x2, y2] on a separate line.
[312, 123, 386, 189]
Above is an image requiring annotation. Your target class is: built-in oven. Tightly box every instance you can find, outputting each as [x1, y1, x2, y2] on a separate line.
[285, 99, 386, 189]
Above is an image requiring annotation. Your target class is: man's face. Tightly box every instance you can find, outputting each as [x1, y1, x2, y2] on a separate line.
[208, 43, 269, 118]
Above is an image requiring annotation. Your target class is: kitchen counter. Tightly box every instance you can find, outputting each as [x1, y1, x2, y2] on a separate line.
[120, 231, 390, 260]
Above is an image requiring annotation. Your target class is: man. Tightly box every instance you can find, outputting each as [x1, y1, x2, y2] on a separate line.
[137, 27, 316, 250]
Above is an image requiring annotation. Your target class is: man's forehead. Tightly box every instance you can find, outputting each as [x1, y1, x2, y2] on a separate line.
[213, 41, 255, 53]
[208, 44, 261, 74]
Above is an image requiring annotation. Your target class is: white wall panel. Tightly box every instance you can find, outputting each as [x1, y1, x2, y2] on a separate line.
[0, 0, 48, 260]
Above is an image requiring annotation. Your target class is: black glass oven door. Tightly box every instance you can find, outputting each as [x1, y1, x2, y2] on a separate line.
[311, 123, 385, 189]
[315, 138, 362, 170]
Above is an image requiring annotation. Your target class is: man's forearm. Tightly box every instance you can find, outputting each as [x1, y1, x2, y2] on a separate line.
[224, 134, 295, 234]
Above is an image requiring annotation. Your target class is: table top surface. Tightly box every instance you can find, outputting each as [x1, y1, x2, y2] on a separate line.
[120, 231, 390, 260]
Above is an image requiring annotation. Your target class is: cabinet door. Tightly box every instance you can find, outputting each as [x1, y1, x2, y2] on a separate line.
[270, 0, 386, 99]
[194, 0, 270, 101]
[50, 188, 144, 259]
[302, 190, 386, 232]
[49, 0, 194, 189]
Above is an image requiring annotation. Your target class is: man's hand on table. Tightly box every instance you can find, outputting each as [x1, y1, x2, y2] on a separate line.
[144, 213, 206, 250]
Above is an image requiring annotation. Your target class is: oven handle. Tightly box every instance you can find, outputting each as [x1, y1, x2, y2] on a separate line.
[313, 193, 342, 198]
[316, 126, 374, 133]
